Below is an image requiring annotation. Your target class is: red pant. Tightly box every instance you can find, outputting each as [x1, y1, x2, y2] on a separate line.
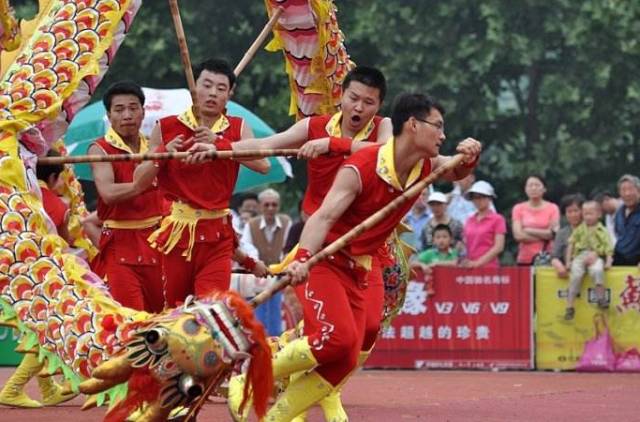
[362, 261, 384, 352]
[295, 258, 384, 356]
[163, 236, 234, 307]
[298, 259, 367, 386]
[94, 228, 164, 313]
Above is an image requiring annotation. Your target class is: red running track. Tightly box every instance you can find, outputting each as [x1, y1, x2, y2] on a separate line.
[0, 368, 637, 421]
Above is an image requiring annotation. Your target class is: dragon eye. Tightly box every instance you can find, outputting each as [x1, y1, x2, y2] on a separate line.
[183, 318, 201, 335]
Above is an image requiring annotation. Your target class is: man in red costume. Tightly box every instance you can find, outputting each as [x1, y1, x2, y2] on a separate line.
[230, 66, 391, 421]
[89, 81, 165, 313]
[262, 92, 482, 421]
[134, 58, 269, 307]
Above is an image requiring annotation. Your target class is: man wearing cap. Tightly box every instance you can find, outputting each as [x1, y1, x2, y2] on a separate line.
[419, 191, 463, 252]
[462, 180, 506, 268]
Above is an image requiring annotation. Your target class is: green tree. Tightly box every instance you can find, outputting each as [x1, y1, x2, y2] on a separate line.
[11, 0, 640, 220]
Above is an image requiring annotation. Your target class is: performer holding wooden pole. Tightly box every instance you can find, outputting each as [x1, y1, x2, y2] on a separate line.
[88, 81, 166, 313]
[134, 6, 270, 307]
[230, 92, 482, 421]
[231, 66, 392, 421]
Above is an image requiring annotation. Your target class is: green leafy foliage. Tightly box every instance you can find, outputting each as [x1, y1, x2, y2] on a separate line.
[11, 0, 640, 214]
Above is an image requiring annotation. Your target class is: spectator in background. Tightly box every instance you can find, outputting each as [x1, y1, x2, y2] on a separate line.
[447, 172, 477, 223]
[550, 193, 585, 278]
[239, 192, 259, 215]
[461, 181, 506, 268]
[613, 174, 640, 266]
[403, 188, 431, 250]
[594, 190, 621, 246]
[419, 191, 463, 252]
[284, 200, 306, 254]
[411, 224, 458, 295]
[564, 200, 613, 320]
[512, 175, 560, 265]
[242, 188, 291, 265]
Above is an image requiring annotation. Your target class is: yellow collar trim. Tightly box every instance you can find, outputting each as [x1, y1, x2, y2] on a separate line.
[104, 127, 149, 154]
[177, 108, 230, 133]
[376, 137, 424, 191]
[325, 111, 375, 142]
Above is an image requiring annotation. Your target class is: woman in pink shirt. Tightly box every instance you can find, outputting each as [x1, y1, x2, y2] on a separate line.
[462, 181, 506, 268]
[511, 175, 560, 265]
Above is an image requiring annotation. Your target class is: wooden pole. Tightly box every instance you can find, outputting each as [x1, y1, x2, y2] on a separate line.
[250, 154, 467, 307]
[37, 149, 300, 165]
[234, 7, 284, 76]
[168, 0, 200, 122]
[183, 367, 229, 422]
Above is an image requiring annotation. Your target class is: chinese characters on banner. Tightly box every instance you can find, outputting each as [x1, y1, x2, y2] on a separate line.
[366, 267, 533, 369]
[535, 267, 640, 370]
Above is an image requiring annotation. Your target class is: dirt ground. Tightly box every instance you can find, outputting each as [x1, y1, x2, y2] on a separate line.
[0, 368, 637, 421]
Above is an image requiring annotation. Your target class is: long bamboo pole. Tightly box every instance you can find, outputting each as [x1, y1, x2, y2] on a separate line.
[234, 7, 284, 76]
[168, 0, 200, 122]
[250, 154, 467, 307]
[37, 148, 299, 165]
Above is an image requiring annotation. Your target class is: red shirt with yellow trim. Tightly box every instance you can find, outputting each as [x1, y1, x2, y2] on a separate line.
[325, 138, 432, 257]
[303, 113, 383, 216]
[153, 110, 241, 250]
[94, 131, 165, 222]
[91, 129, 164, 268]
[157, 111, 243, 210]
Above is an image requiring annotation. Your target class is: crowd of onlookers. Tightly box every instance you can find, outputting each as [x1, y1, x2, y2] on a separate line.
[402, 172, 640, 321]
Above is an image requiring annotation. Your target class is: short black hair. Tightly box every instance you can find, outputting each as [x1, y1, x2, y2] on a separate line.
[343, 66, 387, 102]
[241, 192, 258, 203]
[36, 150, 64, 182]
[103, 80, 145, 111]
[193, 58, 236, 89]
[560, 193, 585, 213]
[592, 190, 614, 203]
[525, 174, 547, 189]
[432, 223, 452, 237]
[391, 93, 445, 136]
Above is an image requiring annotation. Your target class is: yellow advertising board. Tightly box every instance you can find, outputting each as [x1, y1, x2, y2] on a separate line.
[535, 266, 640, 370]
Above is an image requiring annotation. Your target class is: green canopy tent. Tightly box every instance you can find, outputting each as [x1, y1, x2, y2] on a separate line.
[63, 90, 291, 193]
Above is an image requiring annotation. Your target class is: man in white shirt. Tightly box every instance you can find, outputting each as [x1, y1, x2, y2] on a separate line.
[594, 190, 620, 245]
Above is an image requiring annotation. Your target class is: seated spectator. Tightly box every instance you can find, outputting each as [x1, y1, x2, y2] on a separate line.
[613, 174, 640, 266]
[550, 193, 585, 278]
[461, 181, 506, 268]
[403, 188, 431, 250]
[593, 190, 621, 245]
[512, 175, 560, 265]
[411, 224, 458, 295]
[419, 191, 463, 252]
[564, 200, 613, 320]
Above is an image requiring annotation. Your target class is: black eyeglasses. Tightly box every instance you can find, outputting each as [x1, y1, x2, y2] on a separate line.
[415, 118, 444, 132]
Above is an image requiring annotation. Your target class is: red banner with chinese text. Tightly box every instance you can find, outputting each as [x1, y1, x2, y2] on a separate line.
[366, 266, 533, 369]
